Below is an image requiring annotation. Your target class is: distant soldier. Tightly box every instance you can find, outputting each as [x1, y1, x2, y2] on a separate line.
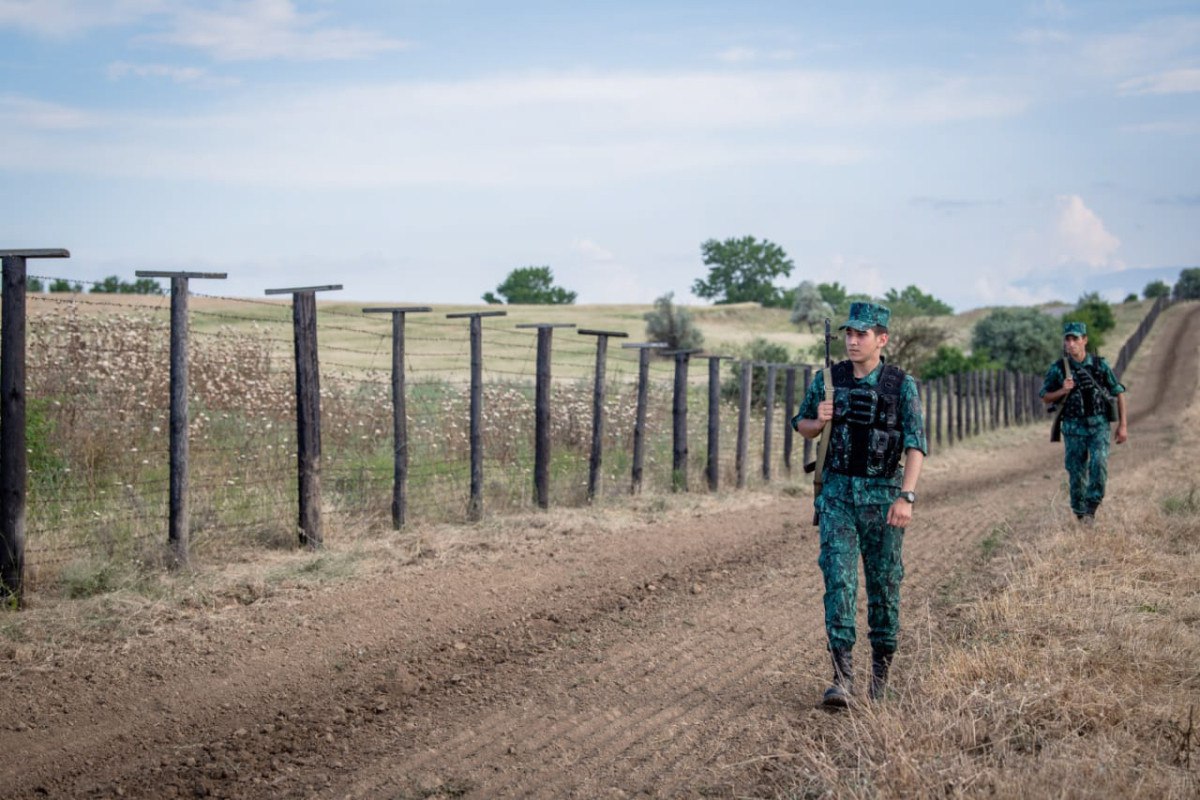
[1040, 321, 1128, 523]
[793, 302, 927, 707]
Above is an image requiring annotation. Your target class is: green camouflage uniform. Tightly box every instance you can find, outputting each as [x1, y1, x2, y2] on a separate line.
[1040, 353, 1125, 517]
[794, 361, 928, 654]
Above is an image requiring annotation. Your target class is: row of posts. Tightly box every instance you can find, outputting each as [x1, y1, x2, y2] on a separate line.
[0, 254, 1065, 605]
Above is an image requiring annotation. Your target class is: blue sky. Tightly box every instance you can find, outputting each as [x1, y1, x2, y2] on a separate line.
[1, 0, 1196, 310]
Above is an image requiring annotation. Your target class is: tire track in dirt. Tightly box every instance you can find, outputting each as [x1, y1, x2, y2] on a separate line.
[321, 302, 1199, 798]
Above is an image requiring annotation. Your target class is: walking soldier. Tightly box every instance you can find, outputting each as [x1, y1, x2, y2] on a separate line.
[1040, 321, 1128, 522]
[793, 302, 927, 707]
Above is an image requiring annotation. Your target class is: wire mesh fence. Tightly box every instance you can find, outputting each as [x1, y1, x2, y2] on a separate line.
[2, 271, 1170, 590]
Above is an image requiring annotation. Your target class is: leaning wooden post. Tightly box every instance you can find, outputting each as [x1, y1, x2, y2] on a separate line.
[783, 366, 797, 475]
[736, 360, 752, 488]
[944, 375, 953, 447]
[666, 349, 701, 492]
[362, 306, 432, 529]
[694, 353, 730, 492]
[447, 310, 507, 521]
[578, 328, 626, 503]
[1002, 370, 1011, 428]
[137, 270, 227, 567]
[622, 342, 667, 494]
[802, 366, 813, 468]
[762, 363, 778, 482]
[1, 248, 68, 607]
[266, 284, 341, 549]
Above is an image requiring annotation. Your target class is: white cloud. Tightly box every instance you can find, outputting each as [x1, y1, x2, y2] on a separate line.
[1118, 68, 1200, 95]
[1053, 194, 1121, 268]
[0, 0, 162, 37]
[150, 0, 408, 62]
[716, 47, 796, 64]
[106, 61, 237, 86]
[571, 239, 615, 262]
[0, 94, 97, 129]
[0, 65, 1027, 189]
[0, 0, 406, 61]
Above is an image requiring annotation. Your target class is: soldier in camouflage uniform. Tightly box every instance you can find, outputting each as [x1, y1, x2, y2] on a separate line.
[1040, 321, 1128, 522]
[793, 302, 927, 707]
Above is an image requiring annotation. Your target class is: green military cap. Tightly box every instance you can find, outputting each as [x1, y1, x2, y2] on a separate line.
[1063, 321, 1087, 336]
[839, 301, 891, 331]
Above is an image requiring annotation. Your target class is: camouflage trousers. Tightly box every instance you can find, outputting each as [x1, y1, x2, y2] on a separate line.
[818, 498, 904, 654]
[1064, 427, 1111, 516]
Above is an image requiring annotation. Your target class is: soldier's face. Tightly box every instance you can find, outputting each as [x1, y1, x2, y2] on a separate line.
[845, 328, 887, 363]
[1064, 334, 1087, 360]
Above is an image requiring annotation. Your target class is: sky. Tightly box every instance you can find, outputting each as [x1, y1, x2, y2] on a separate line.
[0, 0, 1197, 311]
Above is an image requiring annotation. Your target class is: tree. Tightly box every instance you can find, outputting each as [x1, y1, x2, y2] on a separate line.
[644, 292, 703, 351]
[90, 275, 164, 295]
[692, 236, 794, 307]
[49, 278, 83, 293]
[884, 319, 950, 374]
[27, 276, 44, 292]
[1064, 291, 1115, 353]
[971, 307, 1060, 373]
[919, 345, 993, 380]
[721, 338, 792, 408]
[1122, 293, 1138, 304]
[481, 266, 576, 305]
[789, 281, 834, 332]
[1175, 268, 1200, 300]
[817, 282, 849, 313]
[883, 285, 953, 317]
[1143, 279, 1170, 299]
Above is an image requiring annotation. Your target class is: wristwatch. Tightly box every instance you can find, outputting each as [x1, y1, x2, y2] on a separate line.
[897, 491, 917, 504]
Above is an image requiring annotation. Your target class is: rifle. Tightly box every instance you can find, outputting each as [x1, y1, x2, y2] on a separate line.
[1049, 355, 1068, 443]
[811, 318, 833, 525]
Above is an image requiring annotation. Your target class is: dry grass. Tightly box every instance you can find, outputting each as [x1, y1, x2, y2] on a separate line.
[756, 342, 1200, 799]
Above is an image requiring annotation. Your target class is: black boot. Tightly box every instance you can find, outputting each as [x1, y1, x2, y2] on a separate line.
[869, 649, 894, 701]
[822, 648, 854, 708]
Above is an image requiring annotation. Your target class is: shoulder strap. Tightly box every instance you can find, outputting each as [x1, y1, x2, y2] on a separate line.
[879, 364, 905, 397]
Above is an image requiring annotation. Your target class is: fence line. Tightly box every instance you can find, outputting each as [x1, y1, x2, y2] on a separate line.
[0, 276, 1176, 600]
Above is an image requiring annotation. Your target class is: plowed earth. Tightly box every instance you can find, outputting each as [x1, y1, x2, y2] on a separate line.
[3, 302, 1198, 799]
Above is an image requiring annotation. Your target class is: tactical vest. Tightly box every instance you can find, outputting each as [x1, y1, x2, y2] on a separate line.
[1062, 358, 1113, 420]
[827, 361, 906, 478]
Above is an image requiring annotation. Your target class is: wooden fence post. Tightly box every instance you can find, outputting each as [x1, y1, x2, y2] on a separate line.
[762, 363, 778, 482]
[578, 329, 627, 502]
[666, 349, 701, 492]
[514, 323, 576, 509]
[622, 342, 666, 494]
[956, 372, 964, 442]
[923, 377, 932, 450]
[363, 306, 431, 528]
[694, 354, 730, 492]
[138, 270, 227, 566]
[936, 375, 944, 450]
[1, 248, 68, 606]
[802, 366, 813, 468]
[446, 310, 507, 521]
[265, 284, 342, 549]
[783, 366, 797, 475]
[736, 360, 751, 488]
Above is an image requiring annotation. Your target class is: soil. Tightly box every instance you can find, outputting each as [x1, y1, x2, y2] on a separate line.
[3, 302, 1197, 799]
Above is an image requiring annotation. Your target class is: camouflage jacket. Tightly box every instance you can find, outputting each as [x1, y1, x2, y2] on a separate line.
[1039, 354, 1126, 436]
[793, 360, 928, 508]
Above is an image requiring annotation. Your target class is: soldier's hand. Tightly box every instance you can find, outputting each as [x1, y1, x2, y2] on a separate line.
[1115, 425, 1128, 444]
[1062, 378, 1075, 393]
[887, 498, 913, 528]
[817, 400, 834, 424]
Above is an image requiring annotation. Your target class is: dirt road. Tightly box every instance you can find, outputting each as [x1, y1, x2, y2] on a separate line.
[3, 302, 1197, 799]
